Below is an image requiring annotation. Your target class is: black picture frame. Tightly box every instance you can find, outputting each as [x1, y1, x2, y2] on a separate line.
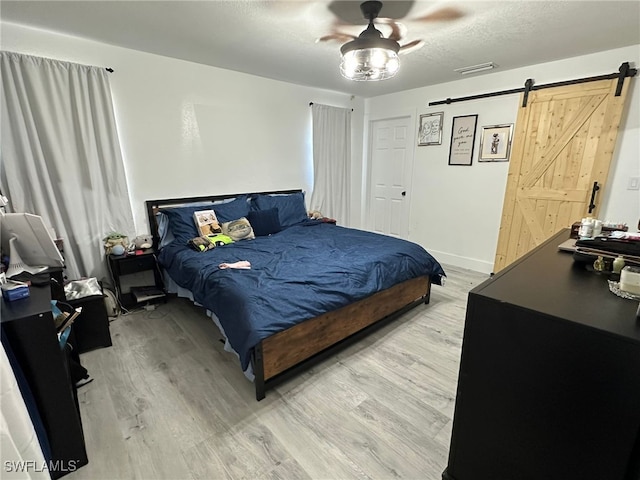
[448, 115, 478, 166]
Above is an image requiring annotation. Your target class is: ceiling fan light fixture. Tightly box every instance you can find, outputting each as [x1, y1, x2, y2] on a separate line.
[339, 0, 400, 82]
[340, 41, 400, 81]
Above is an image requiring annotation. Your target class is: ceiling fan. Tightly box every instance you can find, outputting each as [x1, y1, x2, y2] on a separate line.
[316, 0, 463, 58]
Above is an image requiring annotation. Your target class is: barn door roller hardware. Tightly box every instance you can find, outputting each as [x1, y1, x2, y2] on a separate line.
[429, 62, 637, 108]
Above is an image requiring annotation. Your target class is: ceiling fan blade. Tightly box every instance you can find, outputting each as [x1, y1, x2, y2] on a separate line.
[399, 39, 425, 54]
[316, 33, 357, 43]
[328, 0, 414, 24]
[378, 18, 407, 41]
[413, 7, 465, 23]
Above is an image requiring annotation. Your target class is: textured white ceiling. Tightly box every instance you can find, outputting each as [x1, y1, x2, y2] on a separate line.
[2, 1, 639, 97]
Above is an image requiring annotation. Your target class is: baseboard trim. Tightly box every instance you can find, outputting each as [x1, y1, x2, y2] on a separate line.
[426, 249, 493, 274]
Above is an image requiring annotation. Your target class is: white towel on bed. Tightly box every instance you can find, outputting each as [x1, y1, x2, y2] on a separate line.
[219, 260, 251, 270]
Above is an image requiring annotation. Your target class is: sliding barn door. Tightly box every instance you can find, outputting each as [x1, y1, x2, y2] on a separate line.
[494, 78, 632, 273]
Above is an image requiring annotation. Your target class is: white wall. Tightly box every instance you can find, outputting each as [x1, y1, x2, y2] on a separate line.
[365, 45, 640, 273]
[1, 22, 364, 234]
[2, 22, 638, 274]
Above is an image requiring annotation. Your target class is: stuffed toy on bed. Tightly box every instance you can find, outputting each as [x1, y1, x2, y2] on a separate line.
[188, 234, 234, 252]
[307, 210, 337, 225]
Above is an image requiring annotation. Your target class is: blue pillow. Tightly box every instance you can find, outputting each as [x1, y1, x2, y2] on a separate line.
[211, 195, 250, 223]
[159, 207, 201, 244]
[156, 212, 176, 248]
[253, 192, 307, 228]
[159, 196, 250, 244]
[247, 208, 281, 236]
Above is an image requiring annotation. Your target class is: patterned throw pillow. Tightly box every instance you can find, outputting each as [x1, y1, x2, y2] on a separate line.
[221, 217, 255, 242]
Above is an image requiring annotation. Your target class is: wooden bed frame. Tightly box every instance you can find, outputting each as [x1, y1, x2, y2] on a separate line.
[146, 190, 432, 400]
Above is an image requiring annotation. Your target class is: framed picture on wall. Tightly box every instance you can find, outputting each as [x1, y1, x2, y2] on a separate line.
[448, 114, 478, 166]
[479, 124, 514, 162]
[418, 111, 444, 146]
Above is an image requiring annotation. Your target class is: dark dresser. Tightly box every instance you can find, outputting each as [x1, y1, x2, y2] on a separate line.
[1, 284, 88, 478]
[443, 229, 640, 480]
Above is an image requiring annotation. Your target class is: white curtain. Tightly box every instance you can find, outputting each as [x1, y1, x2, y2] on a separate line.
[310, 103, 351, 224]
[0, 52, 134, 281]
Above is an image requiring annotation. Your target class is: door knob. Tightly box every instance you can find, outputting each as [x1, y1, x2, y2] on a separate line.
[401, 191, 406, 197]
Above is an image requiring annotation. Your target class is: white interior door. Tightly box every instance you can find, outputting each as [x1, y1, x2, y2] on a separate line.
[367, 116, 414, 238]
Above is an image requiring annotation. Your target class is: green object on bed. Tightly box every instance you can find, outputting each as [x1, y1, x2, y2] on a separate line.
[188, 234, 234, 252]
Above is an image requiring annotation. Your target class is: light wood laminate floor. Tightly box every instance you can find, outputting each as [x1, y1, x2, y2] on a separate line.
[67, 264, 488, 480]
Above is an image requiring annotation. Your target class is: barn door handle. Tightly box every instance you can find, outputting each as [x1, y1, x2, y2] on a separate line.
[588, 182, 600, 214]
[401, 191, 406, 197]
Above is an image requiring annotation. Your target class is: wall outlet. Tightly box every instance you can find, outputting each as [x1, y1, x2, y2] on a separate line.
[628, 177, 640, 190]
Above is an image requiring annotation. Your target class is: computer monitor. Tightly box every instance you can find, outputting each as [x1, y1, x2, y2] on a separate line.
[0, 213, 65, 278]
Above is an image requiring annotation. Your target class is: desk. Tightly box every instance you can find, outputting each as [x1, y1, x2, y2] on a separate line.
[1, 285, 88, 478]
[443, 229, 640, 480]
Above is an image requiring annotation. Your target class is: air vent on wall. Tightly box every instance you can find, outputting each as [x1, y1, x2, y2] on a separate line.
[454, 62, 497, 75]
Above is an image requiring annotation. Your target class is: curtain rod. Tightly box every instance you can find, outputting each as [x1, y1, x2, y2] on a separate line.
[309, 102, 354, 112]
[428, 61, 637, 108]
[105, 68, 114, 73]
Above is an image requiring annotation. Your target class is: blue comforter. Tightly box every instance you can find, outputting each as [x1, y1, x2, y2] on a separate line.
[158, 222, 445, 370]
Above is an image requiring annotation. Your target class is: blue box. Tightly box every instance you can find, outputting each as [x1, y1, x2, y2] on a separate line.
[2, 282, 30, 301]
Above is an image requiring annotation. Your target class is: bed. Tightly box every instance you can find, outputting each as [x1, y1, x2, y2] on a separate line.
[146, 190, 445, 400]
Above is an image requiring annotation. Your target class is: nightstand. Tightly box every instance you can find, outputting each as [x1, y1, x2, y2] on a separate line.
[107, 249, 165, 308]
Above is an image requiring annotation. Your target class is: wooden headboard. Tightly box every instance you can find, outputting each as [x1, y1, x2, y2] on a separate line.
[145, 189, 303, 250]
